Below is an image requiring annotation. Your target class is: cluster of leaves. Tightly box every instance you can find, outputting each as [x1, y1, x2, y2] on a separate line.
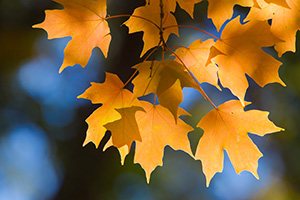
[33, 0, 299, 186]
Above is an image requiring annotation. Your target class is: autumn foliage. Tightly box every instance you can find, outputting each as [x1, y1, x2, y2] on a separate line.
[33, 0, 299, 186]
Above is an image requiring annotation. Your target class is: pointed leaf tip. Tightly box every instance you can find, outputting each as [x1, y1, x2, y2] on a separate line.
[79, 72, 142, 149]
[211, 17, 285, 103]
[196, 100, 283, 186]
[104, 138, 130, 165]
[104, 106, 144, 148]
[134, 101, 194, 183]
[33, 0, 111, 71]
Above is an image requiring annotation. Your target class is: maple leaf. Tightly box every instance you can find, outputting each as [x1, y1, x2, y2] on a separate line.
[132, 60, 199, 120]
[104, 106, 144, 148]
[32, 0, 293, 187]
[173, 39, 220, 89]
[124, 3, 178, 56]
[33, 0, 111, 72]
[207, 0, 253, 31]
[245, 0, 300, 57]
[77, 72, 141, 148]
[209, 16, 285, 105]
[135, 101, 194, 182]
[195, 100, 284, 186]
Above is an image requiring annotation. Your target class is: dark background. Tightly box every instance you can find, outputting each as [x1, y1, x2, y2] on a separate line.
[1, 0, 300, 199]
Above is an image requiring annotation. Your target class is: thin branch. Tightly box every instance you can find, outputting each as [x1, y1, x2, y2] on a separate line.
[144, 44, 162, 62]
[166, 46, 218, 109]
[123, 70, 138, 88]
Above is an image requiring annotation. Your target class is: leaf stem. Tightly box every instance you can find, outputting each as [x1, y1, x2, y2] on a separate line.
[166, 46, 217, 109]
[104, 14, 160, 30]
[164, 25, 220, 41]
[153, 94, 157, 106]
[123, 70, 138, 88]
[159, 0, 168, 51]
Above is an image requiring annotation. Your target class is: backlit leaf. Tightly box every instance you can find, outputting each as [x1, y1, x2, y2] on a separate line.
[246, 0, 300, 56]
[135, 101, 194, 182]
[104, 106, 145, 148]
[210, 17, 285, 105]
[77, 72, 141, 148]
[33, 0, 111, 72]
[132, 60, 198, 119]
[207, 0, 253, 31]
[124, 3, 178, 56]
[195, 100, 284, 186]
[173, 39, 219, 89]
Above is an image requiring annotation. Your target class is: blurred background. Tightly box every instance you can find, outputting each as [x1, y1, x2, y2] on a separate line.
[1, 0, 300, 199]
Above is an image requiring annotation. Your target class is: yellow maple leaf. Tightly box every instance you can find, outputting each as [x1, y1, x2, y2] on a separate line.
[33, 0, 111, 72]
[207, 0, 253, 31]
[124, 3, 178, 56]
[132, 60, 198, 120]
[246, 0, 300, 57]
[104, 106, 144, 148]
[135, 101, 194, 182]
[77, 72, 141, 148]
[210, 16, 285, 105]
[195, 100, 284, 186]
[173, 39, 220, 89]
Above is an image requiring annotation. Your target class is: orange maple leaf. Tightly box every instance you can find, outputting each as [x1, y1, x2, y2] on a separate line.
[124, 3, 178, 56]
[246, 0, 300, 57]
[77, 73, 141, 148]
[209, 16, 285, 105]
[33, 0, 111, 72]
[132, 60, 199, 120]
[195, 100, 284, 186]
[104, 106, 144, 148]
[135, 101, 194, 182]
[173, 39, 220, 89]
[207, 0, 253, 31]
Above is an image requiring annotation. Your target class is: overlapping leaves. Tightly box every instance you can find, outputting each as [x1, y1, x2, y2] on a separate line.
[209, 16, 285, 105]
[77, 72, 142, 148]
[34, 0, 293, 186]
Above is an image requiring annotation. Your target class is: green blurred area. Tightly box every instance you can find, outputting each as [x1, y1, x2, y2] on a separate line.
[1, 0, 300, 199]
